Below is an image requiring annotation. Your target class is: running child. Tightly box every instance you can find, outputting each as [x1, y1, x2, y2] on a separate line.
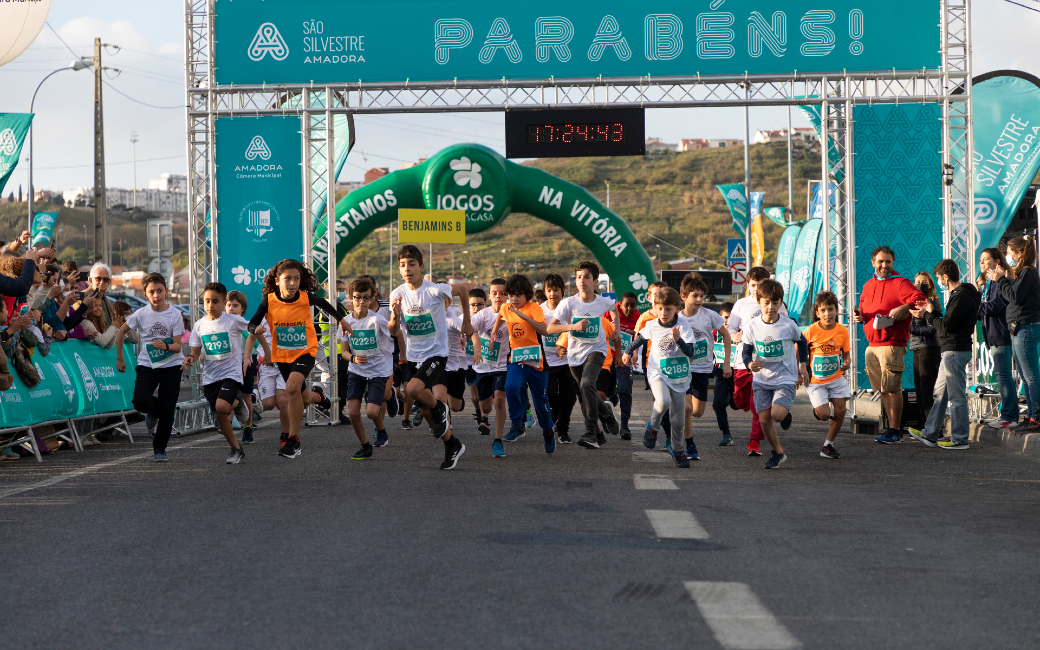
[387, 245, 466, 469]
[341, 277, 394, 460]
[466, 289, 488, 432]
[634, 280, 674, 445]
[226, 290, 264, 444]
[115, 273, 184, 462]
[711, 302, 737, 446]
[547, 261, 622, 449]
[541, 273, 577, 444]
[615, 292, 640, 440]
[622, 287, 698, 468]
[358, 274, 400, 421]
[490, 273, 555, 454]
[471, 278, 510, 457]
[437, 292, 473, 416]
[247, 259, 353, 459]
[741, 279, 809, 469]
[182, 282, 249, 464]
[678, 275, 731, 460]
[556, 314, 621, 447]
[804, 291, 851, 459]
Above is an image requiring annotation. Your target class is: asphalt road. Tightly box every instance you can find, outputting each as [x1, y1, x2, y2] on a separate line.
[2, 384, 1039, 650]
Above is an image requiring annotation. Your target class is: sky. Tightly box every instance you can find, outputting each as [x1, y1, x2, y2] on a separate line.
[0, 0, 1037, 194]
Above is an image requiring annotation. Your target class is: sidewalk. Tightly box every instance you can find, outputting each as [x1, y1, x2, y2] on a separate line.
[969, 422, 1040, 458]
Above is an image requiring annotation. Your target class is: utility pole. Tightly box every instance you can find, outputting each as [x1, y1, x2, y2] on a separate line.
[743, 83, 752, 270]
[130, 131, 139, 208]
[93, 38, 108, 264]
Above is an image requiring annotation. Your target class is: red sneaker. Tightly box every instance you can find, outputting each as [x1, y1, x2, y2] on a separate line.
[747, 439, 762, 457]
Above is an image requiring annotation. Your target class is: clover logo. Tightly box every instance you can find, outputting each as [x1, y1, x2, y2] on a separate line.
[628, 272, 649, 290]
[232, 265, 251, 285]
[450, 157, 483, 189]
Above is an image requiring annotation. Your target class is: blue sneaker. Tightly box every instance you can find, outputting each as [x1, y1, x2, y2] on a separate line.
[686, 439, 700, 461]
[525, 410, 535, 428]
[386, 392, 399, 419]
[764, 450, 787, 469]
[643, 422, 657, 449]
[874, 429, 903, 445]
[673, 450, 691, 468]
[373, 429, 389, 448]
[780, 412, 793, 430]
[241, 427, 255, 444]
[718, 433, 733, 446]
[492, 439, 505, 457]
[543, 430, 556, 454]
[153, 451, 169, 462]
[504, 426, 525, 442]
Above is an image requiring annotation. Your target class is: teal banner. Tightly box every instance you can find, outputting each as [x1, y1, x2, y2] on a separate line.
[953, 71, 1040, 255]
[787, 218, 821, 322]
[717, 183, 748, 236]
[31, 211, 57, 247]
[774, 222, 803, 295]
[213, 0, 941, 86]
[0, 113, 33, 197]
[798, 105, 845, 184]
[0, 341, 138, 428]
[214, 116, 304, 312]
[763, 206, 787, 228]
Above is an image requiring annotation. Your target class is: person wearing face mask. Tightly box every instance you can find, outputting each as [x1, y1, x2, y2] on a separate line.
[909, 272, 943, 419]
[989, 237, 1040, 432]
[976, 248, 1016, 429]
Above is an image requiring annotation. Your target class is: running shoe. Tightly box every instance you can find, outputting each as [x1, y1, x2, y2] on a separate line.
[643, 423, 658, 449]
[938, 440, 969, 450]
[686, 439, 700, 461]
[620, 428, 632, 441]
[718, 433, 733, 446]
[747, 439, 762, 457]
[764, 450, 787, 469]
[596, 432, 607, 447]
[478, 417, 491, 435]
[241, 427, 255, 444]
[558, 430, 573, 444]
[401, 418, 414, 431]
[907, 428, 937, 447]
[373, 429, 389, 448]
[386, 392, 399, 419]
[780, 411, 793, 430]
[578, 433, 601, 449]
[145, 413, 158, 437]
[351, 443, 373, 460]
[312, 385, 332, 411]
[234, 399, 250, 428]
[1008, 418, 1035, 432]
[411, 404, 424, 427]
[504, 425, 525, 442]
[673, 450, 691, 468]
[492, 439, 505, 457]
[226, 447, 245, 464]
[819, 444, 841, 459]
[430, 401, 450, 438]
[525, 410, 535, 428]
[600, 401, 621, 436]
[278, 434, 301, 459]
[153, 451, 169, 462]
[874, 429, 903, 444]
[987, 418, 1014, 429]
[441, 437, 465, 469]
[543, 430, 556, 454]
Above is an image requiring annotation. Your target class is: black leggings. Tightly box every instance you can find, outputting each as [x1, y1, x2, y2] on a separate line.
[132, 365, 183, 452]
[913, 346, 942, 417]
[547, 365, 577, 435]
[712, 369, 733, 436]
[569, 352, 611, 437]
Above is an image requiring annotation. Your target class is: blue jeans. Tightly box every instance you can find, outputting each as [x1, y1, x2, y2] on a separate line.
[616, 366, 633, 431]
[505, 363, 552, 432]
[1013, 323, 1040, 420]
[990, 344, 1017, 421]
[922, 350, 971, 444]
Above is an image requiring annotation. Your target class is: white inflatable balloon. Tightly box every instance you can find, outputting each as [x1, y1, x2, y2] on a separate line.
[0, 0, 53, 68]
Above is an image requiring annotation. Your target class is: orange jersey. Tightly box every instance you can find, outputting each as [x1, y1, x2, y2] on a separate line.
[559, 317, 618, 370]
[501, 300, 547, 370]
[265, 292, 318, 363]
[804, 322, 850, 384]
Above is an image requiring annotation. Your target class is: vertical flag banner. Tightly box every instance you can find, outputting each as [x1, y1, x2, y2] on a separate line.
[787, 218, 822, 322]
[953, 71, 1040, 254]
[750, 215, 765, 268]
[214, 116, 304, 312]
[717, 183, 748, 236]
[0, 113, 33, 196]
[749, 192, 765, 220]
[807, 182, 837, 220]
[763, 206, 787, 227]
[797, 104, 846, 184]
[775, 223, 803, 295]
[31, 211, 57, 247]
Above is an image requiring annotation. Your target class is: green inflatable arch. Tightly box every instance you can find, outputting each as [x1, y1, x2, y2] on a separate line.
[313, 144, 657, 310]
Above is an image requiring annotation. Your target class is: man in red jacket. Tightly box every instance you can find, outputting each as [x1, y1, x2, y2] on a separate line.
[853, 246, 926, 444]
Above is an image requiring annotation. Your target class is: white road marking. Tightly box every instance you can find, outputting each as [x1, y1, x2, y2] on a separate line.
[684, 581, 801, 650]
[632, 452, 668, 463]
[645, 509, 709, 539]
[633, 474, 678, 490]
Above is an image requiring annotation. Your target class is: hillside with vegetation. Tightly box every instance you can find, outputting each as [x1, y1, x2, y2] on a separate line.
[337, 141, 823, 289]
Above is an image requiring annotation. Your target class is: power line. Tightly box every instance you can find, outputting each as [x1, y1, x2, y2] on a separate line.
[1002, 0, 1040, 11]
[46, 22, 84, 59]
[35, 154, 182, 170]
[102, 80, 182, 109]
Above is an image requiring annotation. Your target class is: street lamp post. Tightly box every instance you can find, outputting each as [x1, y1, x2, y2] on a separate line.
[27, 59, 92, 232]
[130, 131, 139, 208]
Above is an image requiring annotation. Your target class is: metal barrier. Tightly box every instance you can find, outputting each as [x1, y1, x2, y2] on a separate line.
[67, 411, 134, 451]
[173, 399, 216, 436]
[0, 419, 77, 462]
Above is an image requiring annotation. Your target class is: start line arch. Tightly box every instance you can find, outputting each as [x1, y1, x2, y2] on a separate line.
[313, 144, 657, 308]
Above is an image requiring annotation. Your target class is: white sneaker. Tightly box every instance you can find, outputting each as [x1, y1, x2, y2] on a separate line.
[987, 418, 1014, 429]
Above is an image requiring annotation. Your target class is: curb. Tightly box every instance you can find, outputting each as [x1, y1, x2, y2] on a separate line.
[968, 422, 1040, 458]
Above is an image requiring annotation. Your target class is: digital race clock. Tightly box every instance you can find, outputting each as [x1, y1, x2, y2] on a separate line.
[505, 108, 645, 158]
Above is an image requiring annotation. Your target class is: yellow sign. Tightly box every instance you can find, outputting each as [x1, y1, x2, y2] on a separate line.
[397, 209, 466, 244]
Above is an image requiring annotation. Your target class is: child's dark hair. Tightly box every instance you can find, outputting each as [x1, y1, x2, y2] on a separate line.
[504, 274, 534, 300]
[263, 259, 318, 297]
[397, 244, 424, 267]
[468, 288, 487, 301]
[143, 272, 168, 291]
[653, 287, 683, 308]
[489, 277, 506, 289]
[747, 266, 770, 283]
[680, 276, 709, 297]
[756, 279, 784, 302]
[718, 301, 734, 316]
[112, 301, 133, 319]
[814, 290, 839, 311]
[575, 260, 599, 279]
[533, 289, 547, 303]
[349, 277, 374, 296]
[226, 290, 247, 311]
[933, 258, 960, 282]
[543, 272, 566, 291]
[203, 282, 228, 300]
[620, 291, 638, 303]
[357, 274, 380, 299]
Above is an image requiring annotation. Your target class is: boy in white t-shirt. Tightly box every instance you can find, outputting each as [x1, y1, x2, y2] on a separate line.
[471, 278, 511, 457]
[341, 277, 394, 460]
[541, 273, 577, 444]
[182, 282, 250, 464]
[547, 261, 622, 449]
[465, 289, 488, 431]
[115, 273, 185, 462]
[678, 275, 731, 461]
[741, 279, 810, 469]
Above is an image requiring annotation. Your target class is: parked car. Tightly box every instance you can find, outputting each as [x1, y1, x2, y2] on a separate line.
[106, 292, 149, 313]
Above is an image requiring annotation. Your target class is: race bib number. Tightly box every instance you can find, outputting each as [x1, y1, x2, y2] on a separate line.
[404, 312, 437, 340]
[755, 339, 785, 360]
[571, 316, 600, 340]
[465, 338, 475, 356]
[200, 331, 233, 361]
[511, 345, 542, 366]
[147, 337, 175, 366]
[619, 331, 632, 350]
[812, 353, 842, 380]
[276, 325, 309, 351]
[713, 341, 730, 363]
[543, 332, 560, 348]
[659, 355, 689, 380]
[351, 328, 378, 352]
[688, 339, 709, 362]
[480, 336, 501, 363]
